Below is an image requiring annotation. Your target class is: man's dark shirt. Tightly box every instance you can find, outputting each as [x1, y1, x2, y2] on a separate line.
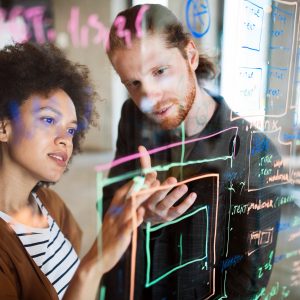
[102, 95, 283, 299]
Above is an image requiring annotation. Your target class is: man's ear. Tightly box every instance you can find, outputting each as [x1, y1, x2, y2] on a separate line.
[0, 120, 10, 142]
[185, 40, 199, 71]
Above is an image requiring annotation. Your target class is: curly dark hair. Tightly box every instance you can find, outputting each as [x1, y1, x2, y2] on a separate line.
[0, 42, 98, 155]
[107, 4, 216, 81]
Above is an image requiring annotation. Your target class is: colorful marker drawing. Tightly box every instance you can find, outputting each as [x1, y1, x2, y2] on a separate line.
[185, 0, 210, 38]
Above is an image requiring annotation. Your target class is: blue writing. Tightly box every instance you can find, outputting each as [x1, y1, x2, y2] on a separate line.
[220, 255, 243, 272]
[185, 0, 210, 38]
[251, 134, 270, 156]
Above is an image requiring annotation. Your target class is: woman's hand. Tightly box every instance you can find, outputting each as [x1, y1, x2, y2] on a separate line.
[100, 170, 158, 274]
[64, 171, 158, 300]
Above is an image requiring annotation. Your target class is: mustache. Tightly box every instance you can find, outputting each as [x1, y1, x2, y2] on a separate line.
[139, 97, 179, 114]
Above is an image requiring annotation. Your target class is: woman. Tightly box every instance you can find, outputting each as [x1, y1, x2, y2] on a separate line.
[0, 42, 158, 299]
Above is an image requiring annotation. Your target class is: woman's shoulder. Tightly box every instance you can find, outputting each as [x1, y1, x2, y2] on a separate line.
[36, 186, 62, 201]
[35, 187, 68, 222]
[36, 187, 65, 210]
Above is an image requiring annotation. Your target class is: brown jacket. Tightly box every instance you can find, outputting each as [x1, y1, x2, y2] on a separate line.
[0, 188, 82, 299]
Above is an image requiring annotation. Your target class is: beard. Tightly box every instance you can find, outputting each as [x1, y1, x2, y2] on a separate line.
[148, 68, 196, 130]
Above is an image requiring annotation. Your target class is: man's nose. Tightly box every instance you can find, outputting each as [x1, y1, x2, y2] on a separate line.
[140, 80, 163, 109]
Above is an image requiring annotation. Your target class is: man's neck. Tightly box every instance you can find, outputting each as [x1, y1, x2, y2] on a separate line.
[184, 88, 217, 137]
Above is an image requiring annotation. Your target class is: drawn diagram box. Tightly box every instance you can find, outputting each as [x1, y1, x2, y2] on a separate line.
[266, 66, 289, 115]
[240, 0, 264, 51]
[261, 229, 273, 245]
[266, 1, 297, 116]
[236, 67, 262, 116]
[248, 228, 274, 256]
[145, 206, 209, 283]
[144, 174, 220, 299]
[248, 130, 291, 191]
[291, 167, 300, 185]
[271, 3, 296, 55]
[292, 51, 300, 108]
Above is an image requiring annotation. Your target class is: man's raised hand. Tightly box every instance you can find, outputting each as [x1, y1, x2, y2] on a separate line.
[138, 145, 197, 225]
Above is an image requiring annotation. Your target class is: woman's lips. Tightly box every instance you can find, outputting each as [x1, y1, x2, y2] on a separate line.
[48, 152, 68, 167]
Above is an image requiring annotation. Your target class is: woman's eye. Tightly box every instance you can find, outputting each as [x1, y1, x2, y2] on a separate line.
[67, 128, 76, 136]
[41, 117, 55, 125]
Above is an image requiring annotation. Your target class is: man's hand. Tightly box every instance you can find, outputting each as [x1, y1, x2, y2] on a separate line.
[139, 145, 197, 225]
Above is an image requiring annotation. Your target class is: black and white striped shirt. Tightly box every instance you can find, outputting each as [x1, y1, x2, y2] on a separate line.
[0, 193, 80, 299]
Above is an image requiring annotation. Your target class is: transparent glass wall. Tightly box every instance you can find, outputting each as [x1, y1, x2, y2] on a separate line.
[1, 0, 300, 299]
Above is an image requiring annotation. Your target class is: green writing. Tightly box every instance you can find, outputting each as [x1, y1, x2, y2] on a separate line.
[252, 282, 290, 300]
[257, 251, 273, 279]
[259, 155, 273, 166]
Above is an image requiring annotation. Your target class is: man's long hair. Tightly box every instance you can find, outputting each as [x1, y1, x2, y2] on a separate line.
[107, 4, 216, 81]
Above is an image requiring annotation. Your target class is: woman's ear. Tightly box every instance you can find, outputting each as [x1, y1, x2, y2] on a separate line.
[185, 40, 199, 71]
[0, 120, 10, 142]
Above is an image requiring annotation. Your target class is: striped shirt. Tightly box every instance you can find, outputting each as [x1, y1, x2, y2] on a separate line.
[0, 193, 80, 299]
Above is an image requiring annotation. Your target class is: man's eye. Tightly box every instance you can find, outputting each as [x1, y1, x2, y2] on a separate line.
[131, 80, 141, 88]
[41, 117, 55, 125]
[125, 80, 141, 90]
[67, 128, 76, 136]
[155, 67, 167, 76]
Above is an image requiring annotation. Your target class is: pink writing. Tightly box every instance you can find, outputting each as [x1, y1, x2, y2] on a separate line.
[113, 15, 132, 47]
[135, 4, 150, 38]
[68, 7, 110, 50]
[0, 5, 55, 44]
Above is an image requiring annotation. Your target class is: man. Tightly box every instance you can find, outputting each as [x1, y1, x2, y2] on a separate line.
[103, 4, 282, 299]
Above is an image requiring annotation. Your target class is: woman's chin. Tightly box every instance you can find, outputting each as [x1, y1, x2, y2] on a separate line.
[39, 173, 62, 185]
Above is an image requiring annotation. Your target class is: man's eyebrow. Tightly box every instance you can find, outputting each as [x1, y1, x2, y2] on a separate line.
[35, 106, 78, 125]
[121, 79, 130, 84]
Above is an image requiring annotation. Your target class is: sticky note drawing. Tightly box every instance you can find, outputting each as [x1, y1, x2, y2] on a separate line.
[237, 67, 263, 117]
[271, 3, 295, 51]
[266, 1, 297, 117]
[240, 0, 264, 51]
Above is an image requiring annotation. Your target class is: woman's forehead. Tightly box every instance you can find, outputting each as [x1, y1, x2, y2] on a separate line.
[20, 90, 77, 119]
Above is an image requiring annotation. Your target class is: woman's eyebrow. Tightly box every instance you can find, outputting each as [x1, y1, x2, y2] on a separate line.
[35, 106, 78, 125]
[70, 120, 78, 127]
[35, 106, 61, 116]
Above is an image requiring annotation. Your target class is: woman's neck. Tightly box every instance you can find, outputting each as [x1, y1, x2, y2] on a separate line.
[0, 146, 48, 227]
[0, 158, 38, 217]
[0, 176, 48, 228]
